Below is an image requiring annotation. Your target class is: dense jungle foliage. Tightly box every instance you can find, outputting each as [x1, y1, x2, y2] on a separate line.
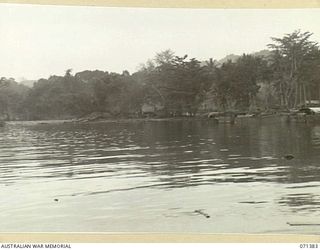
[1, 30, 320, 120]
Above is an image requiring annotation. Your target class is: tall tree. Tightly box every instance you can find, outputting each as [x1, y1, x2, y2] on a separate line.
[207, 55, 265, 111]
[141, 51, 208, 116]
[268, 30, 319, 108]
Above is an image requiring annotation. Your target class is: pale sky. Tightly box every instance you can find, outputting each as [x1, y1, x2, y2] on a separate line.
[1, 4, 320, 80]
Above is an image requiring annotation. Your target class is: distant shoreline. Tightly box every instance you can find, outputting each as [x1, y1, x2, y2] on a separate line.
[5, 114, 285, 125]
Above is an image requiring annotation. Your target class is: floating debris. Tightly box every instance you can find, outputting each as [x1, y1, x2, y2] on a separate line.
[54, 199, 59, 202]
[287, 222, 320, 226]
[239, 201, 267, 204]
[284, 155, 294, 160]
[194, 209, 210, 218]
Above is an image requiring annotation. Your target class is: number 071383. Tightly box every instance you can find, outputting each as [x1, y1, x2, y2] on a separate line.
[300, 244, 319, 248]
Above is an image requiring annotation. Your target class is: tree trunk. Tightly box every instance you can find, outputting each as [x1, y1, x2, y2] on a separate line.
[279, 81, 283, 107]
[294, 82, 299, 108]
[299, 84, 302, 107]
[303, 84, 307, 106]
[307, 85, 311, 105]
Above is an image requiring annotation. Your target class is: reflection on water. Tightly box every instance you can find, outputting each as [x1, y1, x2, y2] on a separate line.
[0, 118, 320, 233]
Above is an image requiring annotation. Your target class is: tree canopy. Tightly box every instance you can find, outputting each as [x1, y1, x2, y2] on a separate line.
[1, 30, 319, 120]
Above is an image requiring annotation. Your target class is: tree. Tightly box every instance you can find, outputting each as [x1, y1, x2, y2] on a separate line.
[207, 55, 265, 111]
[298, 47, 320, 104]
[23, 71, 95, 120]
[141, 51, 208, 116]
[64, 68, 73, 77]
[268, 30, 319, 108]
[0, 78, 29, 120]
[154, 49, 175, 65]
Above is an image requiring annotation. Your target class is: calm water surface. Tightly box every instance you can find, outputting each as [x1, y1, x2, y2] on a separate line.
[0, 118, 320, 233]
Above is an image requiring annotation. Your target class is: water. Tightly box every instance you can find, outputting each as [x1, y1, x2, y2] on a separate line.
[0, 118, 320, 234]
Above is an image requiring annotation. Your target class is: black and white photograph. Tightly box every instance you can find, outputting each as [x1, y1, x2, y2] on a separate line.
[0, 3, 320, 236]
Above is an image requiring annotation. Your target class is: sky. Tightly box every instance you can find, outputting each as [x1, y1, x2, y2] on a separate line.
[0, 4, 320, 80]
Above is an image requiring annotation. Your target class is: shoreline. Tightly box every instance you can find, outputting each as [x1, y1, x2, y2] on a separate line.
[4, 111, 320, 125]
[5, 114, 284, 125]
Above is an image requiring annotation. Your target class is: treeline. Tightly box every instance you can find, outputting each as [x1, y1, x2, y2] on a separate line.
[1, 30, 320, 121]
